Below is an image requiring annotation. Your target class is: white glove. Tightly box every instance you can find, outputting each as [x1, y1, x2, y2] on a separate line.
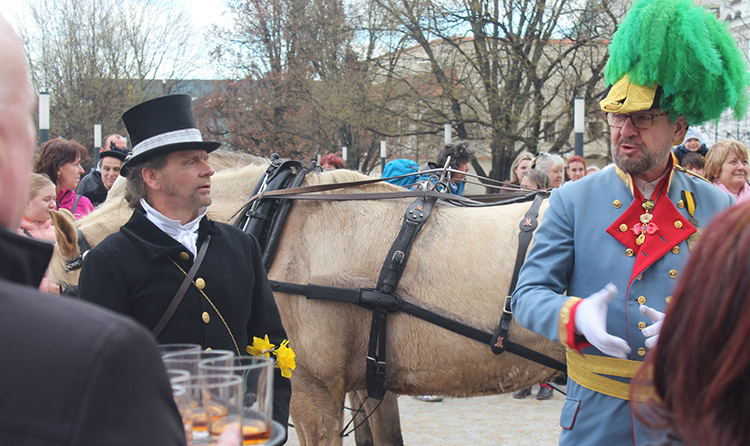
[640, 304, 665, 350]
[574, 284, 631, 359]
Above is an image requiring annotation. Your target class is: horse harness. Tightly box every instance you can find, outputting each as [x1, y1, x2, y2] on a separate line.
[236, 158, 566, 403]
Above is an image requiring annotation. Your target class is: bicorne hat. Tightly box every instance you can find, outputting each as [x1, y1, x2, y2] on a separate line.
[120, 94, 220, 176]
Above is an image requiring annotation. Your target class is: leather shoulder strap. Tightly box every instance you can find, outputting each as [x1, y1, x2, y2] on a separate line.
[153, 234, 212, 337]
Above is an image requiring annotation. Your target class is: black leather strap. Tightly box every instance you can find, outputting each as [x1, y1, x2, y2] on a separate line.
[270, 279, 566, 372]
[153, 234, 212, 337]
[491, 193, 544, 354]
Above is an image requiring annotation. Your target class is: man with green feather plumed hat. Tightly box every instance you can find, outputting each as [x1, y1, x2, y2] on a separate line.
[511, 0, 747, 444]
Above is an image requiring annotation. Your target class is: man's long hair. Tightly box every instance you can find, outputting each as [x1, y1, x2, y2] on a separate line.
[125, 155, 168, 208]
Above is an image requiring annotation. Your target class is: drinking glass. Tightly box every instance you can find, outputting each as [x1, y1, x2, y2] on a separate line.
[158, 343, 202, 357]
[198, 356, 274, 445]
[180, 374, 244, 445]
[162, 349, 235, 376]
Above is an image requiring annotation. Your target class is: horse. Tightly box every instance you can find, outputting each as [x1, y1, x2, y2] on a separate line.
[49, 159, 564, 446]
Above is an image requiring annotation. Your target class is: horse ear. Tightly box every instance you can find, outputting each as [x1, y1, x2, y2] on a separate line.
[50, 209, 79, 258]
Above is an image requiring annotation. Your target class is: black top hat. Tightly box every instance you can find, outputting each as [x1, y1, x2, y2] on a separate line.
[120, 94, 220, 176]
[99, 147, 130, 162]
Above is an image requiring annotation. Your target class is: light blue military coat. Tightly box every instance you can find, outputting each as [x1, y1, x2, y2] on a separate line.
[511, 163, 733, 445]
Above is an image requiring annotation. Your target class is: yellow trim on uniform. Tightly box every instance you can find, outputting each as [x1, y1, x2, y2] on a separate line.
[558, 296, 582, 346]
[683, 190, 696, 216]
[566, 348, 655, 402]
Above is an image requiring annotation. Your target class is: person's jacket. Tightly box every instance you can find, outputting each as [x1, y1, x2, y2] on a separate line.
[56, 188, 94, 219]
[78, 210, 291, 436]
[77, 168, 108, 206]
[672, 143, 708, 165]
[0, 227, 185, 445]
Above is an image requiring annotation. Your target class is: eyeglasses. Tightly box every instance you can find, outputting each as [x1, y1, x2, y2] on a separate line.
[606, 112, 669, 130]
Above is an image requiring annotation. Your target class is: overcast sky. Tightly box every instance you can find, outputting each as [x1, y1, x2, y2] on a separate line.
[0, 0, 231, 79]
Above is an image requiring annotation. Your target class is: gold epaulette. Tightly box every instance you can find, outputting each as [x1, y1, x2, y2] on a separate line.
[674, 164, 711, 182]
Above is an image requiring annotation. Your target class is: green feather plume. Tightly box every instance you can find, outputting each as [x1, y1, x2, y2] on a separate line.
[604, 0, 749, 124]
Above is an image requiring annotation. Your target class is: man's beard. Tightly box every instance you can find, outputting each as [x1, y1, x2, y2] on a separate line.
[611, 138, 672, 175]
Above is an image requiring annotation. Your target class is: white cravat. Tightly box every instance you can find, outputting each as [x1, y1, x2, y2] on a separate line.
[140, 198, 207, 257]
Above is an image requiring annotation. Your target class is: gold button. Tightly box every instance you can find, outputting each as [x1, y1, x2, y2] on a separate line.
[637, 296, 646, 305]
[637, 348, 646, 357]
[202, 311, 210, 324]
[671, 246, 680, 254]
[179, 252, 190, 261]
[674, 221, 683, 229]
[666, 296, 673, 304]
[637, 322, 647, 330]
[636, 274, 642, 280]
[613, 200, 622, 208]
[205, 347, 213, 352]
[669, 269, 678, 279]
[619, 224, 628, 232]
[195, 278, 206, 290]
[625, 248, 634, 257]
[677, 200, 685, 208]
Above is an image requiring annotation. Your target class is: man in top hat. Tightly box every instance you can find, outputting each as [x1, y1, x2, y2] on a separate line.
[511, 0, 747, 444]
[0, 16, 185, 445]
[77, 94, 291, 438]
[77, 142, 129, 206]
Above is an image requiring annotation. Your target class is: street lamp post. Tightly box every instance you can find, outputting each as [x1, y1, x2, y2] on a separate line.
[94, 124, 102, 165]
[39, 92, 50, 145]
[380, 140, 387, 173]
[574, 97, 584, 157]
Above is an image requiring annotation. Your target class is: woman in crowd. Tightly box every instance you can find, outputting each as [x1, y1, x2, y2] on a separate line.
[704, 139, 749, 204]
[520, 168, 550, 190]
[17, 173, 59, 294]
[508, 151, 533, 186]
[33, 138, 94, 219]
[532, 153, 565, 188]
[633, 202, 750, 446]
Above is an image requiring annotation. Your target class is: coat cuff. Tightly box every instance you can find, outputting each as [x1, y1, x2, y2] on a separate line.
[558, 296, 591, 351]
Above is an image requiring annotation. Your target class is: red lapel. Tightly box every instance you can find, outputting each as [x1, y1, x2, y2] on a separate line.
[606, 170, 696, 281]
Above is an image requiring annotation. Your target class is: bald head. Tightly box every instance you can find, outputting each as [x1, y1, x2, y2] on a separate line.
[0, 15, 36, 228]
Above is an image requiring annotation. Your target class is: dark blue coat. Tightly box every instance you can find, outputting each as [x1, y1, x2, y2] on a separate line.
[78, 210, 291, 433]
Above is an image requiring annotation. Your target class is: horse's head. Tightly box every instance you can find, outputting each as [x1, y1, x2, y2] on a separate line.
[49, 209, 82, 294]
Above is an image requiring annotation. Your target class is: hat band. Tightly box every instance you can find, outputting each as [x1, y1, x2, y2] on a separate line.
[132, 128, 203, 157]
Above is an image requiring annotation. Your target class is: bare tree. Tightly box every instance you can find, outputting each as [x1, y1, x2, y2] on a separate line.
[371, 0, 619, 181]
[20, 0, 203, 164]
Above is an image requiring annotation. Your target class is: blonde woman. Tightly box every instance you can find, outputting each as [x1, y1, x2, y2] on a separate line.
[704, 139, 750, 204]
[17, 173, 59, 293]
[508, 151, 534, 185]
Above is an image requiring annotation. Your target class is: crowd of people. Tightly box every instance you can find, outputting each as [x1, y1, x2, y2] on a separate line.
[4, 0, 750, 444]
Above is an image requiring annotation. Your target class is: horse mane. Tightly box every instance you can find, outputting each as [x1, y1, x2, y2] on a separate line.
[207, 150, 268, 171]
[305, 169, 403, 193]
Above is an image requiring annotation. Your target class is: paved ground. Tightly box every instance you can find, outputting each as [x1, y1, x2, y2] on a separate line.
[285, 384, 564, 445]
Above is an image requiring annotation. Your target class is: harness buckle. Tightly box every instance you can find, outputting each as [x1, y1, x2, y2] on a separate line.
[392, 250, 405, 264]
[503, 295, 513, 316]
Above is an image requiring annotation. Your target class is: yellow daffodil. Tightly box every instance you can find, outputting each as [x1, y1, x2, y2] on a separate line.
[274, 339, 296, 378]
[246, 335, 275, 357]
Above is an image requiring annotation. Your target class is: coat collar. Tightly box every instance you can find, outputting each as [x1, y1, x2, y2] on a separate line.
[121, 210, 220, 261]
[0, 226, 54, 287]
